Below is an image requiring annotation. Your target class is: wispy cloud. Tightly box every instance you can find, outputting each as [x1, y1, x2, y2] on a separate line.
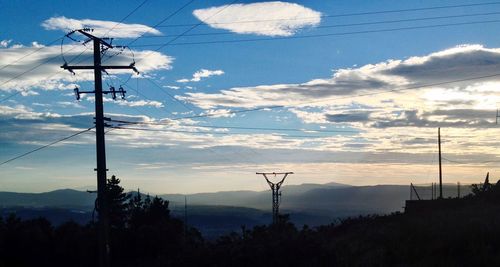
[179, 44, 500, 110]
[0, 40, 12, 48]
[0, 43, 173, 91]
[177, 69, 224, 83]
[193, 1, 321, 36]
[83, 95, 164, 108]
[42, 16, 162, 38]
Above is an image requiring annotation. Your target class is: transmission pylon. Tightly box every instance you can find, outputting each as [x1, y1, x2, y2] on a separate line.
[61, 29, 137, 267]
[256, 172, 293, 224]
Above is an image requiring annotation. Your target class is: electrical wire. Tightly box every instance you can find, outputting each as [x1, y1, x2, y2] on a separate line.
[107, 118, 359, 133]
[152, 1, 500, 27]
[131, 19, 500, 47]
[442, 156, 500, 164]
[144, 77, 192, 111]
[101, 0, 197, 65]
[0, 37, 64, 71]
[156, 72, 500, 120]
[107, 125, 328, 138]
[0, 127, 95, 166]
[141, 11, 500, 38]
[0, 0, 151, 103]
[130, 0, 239, 68]
[109, 1, 500, 30]
[118, 0, 197, 47]
[3, 2, 499, 103]
[0, 47, 91, 104]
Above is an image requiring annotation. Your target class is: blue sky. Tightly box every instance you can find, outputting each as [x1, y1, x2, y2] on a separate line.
[2, 0, 500, 193]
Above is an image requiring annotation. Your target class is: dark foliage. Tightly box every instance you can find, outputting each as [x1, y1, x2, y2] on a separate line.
[0, 176, 202, 267]
[107, 175, 129, 229]
[2, 177, 500, 266]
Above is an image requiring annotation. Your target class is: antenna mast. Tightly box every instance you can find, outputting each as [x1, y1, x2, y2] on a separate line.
[256, 172, 293, 224]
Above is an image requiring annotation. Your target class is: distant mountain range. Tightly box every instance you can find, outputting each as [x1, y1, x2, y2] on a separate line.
[0, 182, 471, 238]
[0, 189, 95, 210]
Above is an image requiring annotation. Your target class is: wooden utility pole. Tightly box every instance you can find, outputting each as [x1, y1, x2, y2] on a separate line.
[256, 172, 293, 224]
[438, 127, 443, 199]
[62, 29, 136, 267]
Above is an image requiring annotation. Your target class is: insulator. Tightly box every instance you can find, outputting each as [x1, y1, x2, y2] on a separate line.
[118, 86, 126, 100]
[109, 86, 117, 100]
[74, 87, 80, 101]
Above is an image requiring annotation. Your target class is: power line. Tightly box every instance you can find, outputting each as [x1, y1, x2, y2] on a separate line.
[0, 0, 194, 104]
[0, 0, 151, 104]
[149, 1, 500, 27]
[121, 0, 196, 47]
[102, 0, 197, 64]
[442, 156, 500, 164]
[107, 125, 329, 138]
[108, 0, 239, 118]
[107, 118, 359, 133]
[0, 37, 64, 71]
[0, 47, 92, 104]
[131, 19, 500, 47]
[110, 71, 500, 124]
[141, 11, 500, 38]
[112, 0, 150, 30]
[114, 78, 270, 167]
[144, 77, 193, 111]
[162, 72, 500, 120]
[0, 127, 94, 166]
[132, 0, 239, 67]
[3, 1, 499, 99]
[3, 2, 497, 104]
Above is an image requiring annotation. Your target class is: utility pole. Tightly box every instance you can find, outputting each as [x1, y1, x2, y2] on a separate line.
[61, 29, 137, 267]
[438, 127, 443, 199]
[256, 172, 293, 224]
[184, 195, 188, 239]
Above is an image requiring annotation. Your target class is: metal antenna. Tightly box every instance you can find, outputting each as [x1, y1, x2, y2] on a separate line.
[61, 29, 137, 267]
[256, 172, 293, 224]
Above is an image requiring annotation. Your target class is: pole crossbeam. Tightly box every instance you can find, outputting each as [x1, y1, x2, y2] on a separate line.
[257, 172, 293, 224]
[63, 65, 137, 70]
[60, 31, 136, 267]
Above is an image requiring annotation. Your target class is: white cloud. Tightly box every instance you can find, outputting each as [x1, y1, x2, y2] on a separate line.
[118, 99, 164, 108]
[0, 40, 12, 48]
[179, 45, 500, 109]
[57, 101, 84, 108]
[83, 95, 164, 108]
[0, 43, 173, 91]
[42, 16, 162, 38]
[192, 69, 224, 81]
[172, 44, 500, 159]
[193, 1, 321, 36]
[200, 109, 235, 118]
[177, 69, 224, 83]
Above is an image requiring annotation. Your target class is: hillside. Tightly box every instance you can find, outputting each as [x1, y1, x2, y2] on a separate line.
[0, 182, 472, 238]
[0, 189, 95, 210]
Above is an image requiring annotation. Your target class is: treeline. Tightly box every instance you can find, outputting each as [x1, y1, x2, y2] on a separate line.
[2, 176, 500, 266]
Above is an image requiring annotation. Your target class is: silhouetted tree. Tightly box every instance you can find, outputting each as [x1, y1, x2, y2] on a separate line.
[107, 175, 129, 229]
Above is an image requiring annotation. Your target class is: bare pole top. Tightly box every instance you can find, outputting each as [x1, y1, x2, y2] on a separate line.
[76, 29, 114, 48]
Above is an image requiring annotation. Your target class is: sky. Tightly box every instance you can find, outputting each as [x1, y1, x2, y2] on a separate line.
[2, 0, 500, 194]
